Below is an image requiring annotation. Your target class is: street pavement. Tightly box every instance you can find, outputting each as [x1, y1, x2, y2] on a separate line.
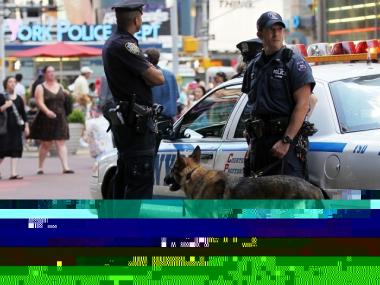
[0, 147, 95, 199]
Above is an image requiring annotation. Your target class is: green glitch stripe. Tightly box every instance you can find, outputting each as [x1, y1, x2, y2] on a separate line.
[0, 267, 28, 275]
[46, 266, 150, 275]
[276, 256, 380, 266]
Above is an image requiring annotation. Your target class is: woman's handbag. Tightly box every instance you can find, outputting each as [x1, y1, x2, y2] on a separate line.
[0, 110, 7, 135]
[4, 93, 25, 131]
[0, 94, 8, 135]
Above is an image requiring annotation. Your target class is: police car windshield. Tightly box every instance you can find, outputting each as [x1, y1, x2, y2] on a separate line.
[329, 74, 380, 133]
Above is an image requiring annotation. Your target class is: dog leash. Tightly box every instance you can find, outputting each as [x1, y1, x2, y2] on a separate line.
[253, 160, 282, 178]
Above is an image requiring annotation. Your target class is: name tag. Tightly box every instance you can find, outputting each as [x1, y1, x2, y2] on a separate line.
[272, 67, 286, 79]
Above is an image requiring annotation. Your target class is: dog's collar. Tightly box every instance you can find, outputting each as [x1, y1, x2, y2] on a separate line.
[186, 166, 201, 181]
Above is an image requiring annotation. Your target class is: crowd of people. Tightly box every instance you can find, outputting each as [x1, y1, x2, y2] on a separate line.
[0, 54, 234, 181]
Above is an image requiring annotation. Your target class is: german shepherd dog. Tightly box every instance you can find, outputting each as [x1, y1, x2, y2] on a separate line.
[164, 146, 329, 200]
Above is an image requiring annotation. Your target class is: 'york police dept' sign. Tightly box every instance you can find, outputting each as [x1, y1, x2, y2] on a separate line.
[6, 20, 160, 42]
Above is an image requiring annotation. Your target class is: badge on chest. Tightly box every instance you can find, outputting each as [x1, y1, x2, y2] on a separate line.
[272, 67, 286, 79]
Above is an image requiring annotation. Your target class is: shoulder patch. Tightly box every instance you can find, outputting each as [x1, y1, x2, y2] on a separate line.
[125, 42, 140, 55]
[296, 60, 307, 72]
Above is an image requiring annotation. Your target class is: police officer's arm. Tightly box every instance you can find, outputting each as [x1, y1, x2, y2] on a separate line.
[118, 41, 164, 86]
[34, 84, 56, 119]
[142, 65, 165, 86]
[271, 84, 310, 159]
[271, 56, 315, 159]
[285, 84, 311, 139]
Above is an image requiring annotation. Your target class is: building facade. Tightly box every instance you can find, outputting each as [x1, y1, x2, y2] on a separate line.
[319, 0, 379, 42]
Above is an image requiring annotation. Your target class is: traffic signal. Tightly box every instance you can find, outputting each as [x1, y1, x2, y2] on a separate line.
[183, 36, 199, 53]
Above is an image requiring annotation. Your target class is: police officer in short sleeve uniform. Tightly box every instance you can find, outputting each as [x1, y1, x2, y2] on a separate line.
[102, 0, 164, 199]
[242, 11, 315, 179]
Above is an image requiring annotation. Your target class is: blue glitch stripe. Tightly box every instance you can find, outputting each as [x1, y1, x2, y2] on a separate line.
[309, 142, 347, 153]
[0, 216, 380, 246]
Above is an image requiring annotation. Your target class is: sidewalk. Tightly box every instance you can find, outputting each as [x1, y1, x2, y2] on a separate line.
[0, 146, 95, 199]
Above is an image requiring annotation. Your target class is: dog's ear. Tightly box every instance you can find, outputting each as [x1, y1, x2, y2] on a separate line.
[190, 145, 201, 163]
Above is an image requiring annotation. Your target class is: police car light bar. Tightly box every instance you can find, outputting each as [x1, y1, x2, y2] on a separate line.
[305, 52, 378, 64]
[289, 40, 380, 64]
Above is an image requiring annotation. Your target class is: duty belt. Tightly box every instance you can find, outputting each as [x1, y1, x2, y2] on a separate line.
[105, 98, 163, 133]
[245, 116, 289, 138]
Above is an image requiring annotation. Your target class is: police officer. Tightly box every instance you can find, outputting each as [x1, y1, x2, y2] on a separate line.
[236, 38, 263, 65]
[242, 11, 315, 179]
[102, 0, 165, 199]
[236, 38, 263, 176]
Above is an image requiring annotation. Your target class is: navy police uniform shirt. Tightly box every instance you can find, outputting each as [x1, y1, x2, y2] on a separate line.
[242, 46, 315, 117]
[102, 28, 152, 106]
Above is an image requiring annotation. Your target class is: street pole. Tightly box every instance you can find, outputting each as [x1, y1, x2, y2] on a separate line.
[375, 2, 378, 39]
[201, 0, 208, 58]
[170, 0, 179, 76]
[0, 0, 6, 85]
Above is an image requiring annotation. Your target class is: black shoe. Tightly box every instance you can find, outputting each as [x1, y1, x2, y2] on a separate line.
[9, 175, 23, 180]
[63, 169, 74, 174]
[37, 170, 44, 175]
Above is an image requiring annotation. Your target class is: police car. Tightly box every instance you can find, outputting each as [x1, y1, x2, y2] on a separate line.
[90, 41, 380, 199]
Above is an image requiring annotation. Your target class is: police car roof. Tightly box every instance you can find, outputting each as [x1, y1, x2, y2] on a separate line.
[310, 62, 380, 82]
[216, 63, 380, 91]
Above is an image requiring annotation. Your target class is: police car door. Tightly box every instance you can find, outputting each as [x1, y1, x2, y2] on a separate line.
[215, 92, 250, 177]
[155, 83, 244, 187]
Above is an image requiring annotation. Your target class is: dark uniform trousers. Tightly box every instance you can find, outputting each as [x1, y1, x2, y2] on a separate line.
[251, 134, 305, 178]
[111, 117, 156, 200]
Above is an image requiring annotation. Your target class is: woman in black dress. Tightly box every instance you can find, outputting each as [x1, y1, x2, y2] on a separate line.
[29, 65, 74, 174]
[0, 76, 29, 180]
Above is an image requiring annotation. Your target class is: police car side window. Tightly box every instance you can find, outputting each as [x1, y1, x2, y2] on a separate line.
[179, 87, 242, 138]
[234, 102, 252, 138]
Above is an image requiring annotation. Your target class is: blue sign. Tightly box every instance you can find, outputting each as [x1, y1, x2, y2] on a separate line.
[13, 20, 161, 42]
[293, 16, 300, 29]
[135, 24, 160, 41]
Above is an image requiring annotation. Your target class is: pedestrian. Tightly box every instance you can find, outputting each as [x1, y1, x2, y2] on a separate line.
[144, 48, 179, 153]
[0, 76, 29, 180]
[102, 0, 164, 199]
[30, 69, 44, 98]
[25, 98, 40, 150]
[15, 73, 26, 104]
[213, 71, 227, 87]
[242, 11, 316, 179]
[83, 111, 113, 159]
[29, 65, 74, 175]
[73, 66, 93, 118]
[192, 85, 206, 103]
[26, 98, 38, 124]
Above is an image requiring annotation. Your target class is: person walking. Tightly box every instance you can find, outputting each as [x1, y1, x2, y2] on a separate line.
[73, 66, 93, 118]
[144, 48, 179, 154]
[15, 73, 26, 104]
[242, 11, 315, 179]
[30, 70, 44, 99]
[102, 0, 164, 199]
[29, 65, 74, 175]
[0, 76, 29, 180]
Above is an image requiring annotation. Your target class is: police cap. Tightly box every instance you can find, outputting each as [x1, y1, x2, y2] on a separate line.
[257, 11, 285, 31]
[236, 38, 263, 62]
[112, 0, 145, 11]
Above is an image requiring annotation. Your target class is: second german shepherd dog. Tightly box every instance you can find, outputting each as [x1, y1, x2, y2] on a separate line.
[164, 146, 329, 199]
